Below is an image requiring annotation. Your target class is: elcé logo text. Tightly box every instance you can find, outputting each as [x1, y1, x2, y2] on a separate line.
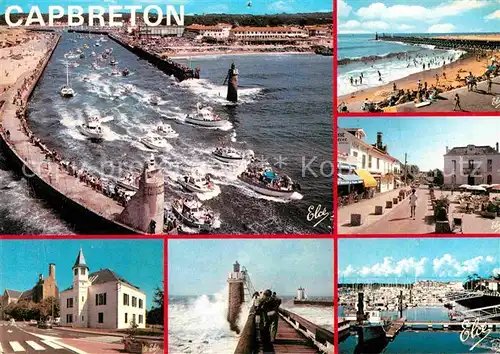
[4, 5, 185, 27]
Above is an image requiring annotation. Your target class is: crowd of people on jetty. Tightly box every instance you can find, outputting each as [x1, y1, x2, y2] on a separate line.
[251, 289, 282, 343]
[1, 34, 133, 208]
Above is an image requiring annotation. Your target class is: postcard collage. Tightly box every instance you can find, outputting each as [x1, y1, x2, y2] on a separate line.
[0, 0, 499, 353]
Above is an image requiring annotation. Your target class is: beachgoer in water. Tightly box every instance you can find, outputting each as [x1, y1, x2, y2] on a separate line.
[359, 75, 363, 85]
[393, 82, 397, 92]
[378, 70, 382, 81]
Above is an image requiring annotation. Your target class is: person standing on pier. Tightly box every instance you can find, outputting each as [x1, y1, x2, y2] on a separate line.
[270, 292, 282, 342]
[409, 189, 418, 220]
[487, 75, 492, 94]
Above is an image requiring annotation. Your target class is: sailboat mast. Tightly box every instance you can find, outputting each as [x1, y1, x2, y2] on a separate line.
[66, 63, 70, 86]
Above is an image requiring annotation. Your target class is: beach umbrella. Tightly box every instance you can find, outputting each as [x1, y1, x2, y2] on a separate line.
[466, 185, 486, 191]
[458, 184, 470, 188]
[479, 184, 490, 188]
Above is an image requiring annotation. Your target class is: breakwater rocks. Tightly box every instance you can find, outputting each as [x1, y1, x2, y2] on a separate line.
[338, 50, 411, 65]
[313, 45, 333, 56]
[378, 35, 500, 50]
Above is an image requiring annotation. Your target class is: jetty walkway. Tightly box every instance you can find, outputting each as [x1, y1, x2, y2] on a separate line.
[0, 33, 136, 234]
[235, 308, 333, 354]
[377, 34, 500, 50]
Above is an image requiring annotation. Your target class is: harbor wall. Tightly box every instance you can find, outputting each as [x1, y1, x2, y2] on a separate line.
[293, 299, 333, 306]
[0, 34, 139, 235]
[378, 35, 500, 50]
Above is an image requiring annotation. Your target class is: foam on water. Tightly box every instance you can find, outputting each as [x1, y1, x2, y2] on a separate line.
[281, 302, 333, 330]
[168, 286, 249, 354]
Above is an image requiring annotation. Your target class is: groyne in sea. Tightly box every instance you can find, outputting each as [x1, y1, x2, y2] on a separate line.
[377, 34, 500, 50]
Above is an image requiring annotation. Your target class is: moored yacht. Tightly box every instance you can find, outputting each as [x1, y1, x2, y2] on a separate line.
[185, 103, 228, 128]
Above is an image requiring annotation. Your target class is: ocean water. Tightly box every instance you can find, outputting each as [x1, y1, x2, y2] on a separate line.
[0, 32, 333, 234]
[337, 34, 465, 97]
[339, 306, 451, 322]
[169, 293, 333, 354]
[339, 331, 500, 354]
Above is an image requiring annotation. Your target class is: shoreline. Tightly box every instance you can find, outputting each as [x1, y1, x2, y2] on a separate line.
[169, 50, 315, 59]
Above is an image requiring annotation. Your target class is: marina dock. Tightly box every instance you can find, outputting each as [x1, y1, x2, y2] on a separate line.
[234, 308, 333, 354]
[376, 34, 500, 50]
[385, 317, 406, 339]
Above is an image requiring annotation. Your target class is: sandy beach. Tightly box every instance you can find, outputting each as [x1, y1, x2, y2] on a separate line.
[338, 49, 499, 108]
[161, 44, 315, 58]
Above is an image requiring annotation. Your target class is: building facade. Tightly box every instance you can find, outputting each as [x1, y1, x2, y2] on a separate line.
[443, 143, 500, 187]
[338, 128, 404, 194]
[229, 26, 308, 43]
[59, 249, 146, 329]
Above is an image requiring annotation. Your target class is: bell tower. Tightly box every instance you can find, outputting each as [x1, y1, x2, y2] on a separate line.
[72, 249, 90, 328]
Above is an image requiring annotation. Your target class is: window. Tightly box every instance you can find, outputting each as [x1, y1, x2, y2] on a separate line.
[139, 299, 143, 309]
[488, 175, 493, 184]
[67, 298, 73, 308]
[368, 156, 372, 169]
[81, 268, 86, 275]
[81, 316, 84, 322]
[139, 315, 143, 324]
[82, 296, 84, 302]
[74, 269, 78, 276]
[452, 160, 456, 172]
[125, 313, 128, 323]
[66, 314, 73, 323]
[352, 151, 358, 157]
[133, 314, 136, 324]
[377, 158, 380, 170]
[362, 155, 366, 169]
[132, 296, 137, 307]
[96, 293, 107, 306]
[98, 313, 104, 324]
[488, 159, 492, 172]
[123, 294, 130, 306]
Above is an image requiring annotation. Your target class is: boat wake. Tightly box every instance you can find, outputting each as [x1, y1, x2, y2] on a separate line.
[178, 78, 264, 104]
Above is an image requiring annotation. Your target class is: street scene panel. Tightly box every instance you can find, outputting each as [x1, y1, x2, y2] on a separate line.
[337, 0, 500, 113]
[338, 117, 500, 235]
[168, 239, 333, 353]
[0, 239, 164, 354]
[0, 3, 333, 236]
[338, 238, 500, 354]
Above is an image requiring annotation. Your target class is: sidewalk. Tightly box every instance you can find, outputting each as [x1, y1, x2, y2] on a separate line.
[338, 187, 408, 234]
[56, 326, 164, 341]
[57, 337, 123, 354]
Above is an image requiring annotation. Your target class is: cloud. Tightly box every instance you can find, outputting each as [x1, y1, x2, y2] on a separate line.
[338, 19, 389, 33]
[485, 10, 500, 20]
[337, 0, 352, 17]
[492, 268, 500, 276]
[398, 24, 416, 31]
[356, 0, 489, 22]
[343, 256, 428, 278]
[267, 0, 294, 12]
[427, 23, 456, 33]
[433, 254, 495, 277]
[203, 4, 229, 14]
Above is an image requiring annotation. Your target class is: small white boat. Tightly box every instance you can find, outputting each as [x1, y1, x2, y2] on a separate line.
[150, 96, 161, 106]
[238, 165, 302, 198]
[70, 61, 79, 68]
[77, 116, 104, 139]
[116, 173, 139, 191]
[185, 103, 228, 128]
[91, 51, 96, 57]
[110, 68, 121, 76]
[212, 147, 253, 164]
[177, 172, 215, 193]
[60, 63, 75, 98]
[140, 134, 172, 151]
[110, 56, 117, 66]
[92, 62, 100, 70]
[95, 42, 101, 47]
[171, 198, 220, 231]
[156, 123, 178, 138]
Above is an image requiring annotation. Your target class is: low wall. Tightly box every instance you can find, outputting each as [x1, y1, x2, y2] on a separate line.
[233, 312, 256, 354]
[378, 35, 499, 50]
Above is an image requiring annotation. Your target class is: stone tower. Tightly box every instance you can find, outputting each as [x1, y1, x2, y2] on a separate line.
[118, 155, 164, 234]
[32, 263, 59, 302]
[227, 261, 245, 333]
[72, 249, 90, 328]
[225, 62, 238, 102]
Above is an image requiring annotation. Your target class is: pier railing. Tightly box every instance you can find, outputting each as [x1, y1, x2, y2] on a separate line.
[234, 311, 256, 354]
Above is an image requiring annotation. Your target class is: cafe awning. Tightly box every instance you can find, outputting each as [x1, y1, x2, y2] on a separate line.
[338, 174, 363, 186]
[355, 169, 378, 188]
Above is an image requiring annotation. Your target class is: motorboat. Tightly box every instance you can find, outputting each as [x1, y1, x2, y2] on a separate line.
[116, 173, 139, 191]
[122, 84, 135, 94]
[140, 134, 172, 151]
[91, 51, 96, 57]
[156, 123, 178, 138]
[95, 42, 101, 47]
[185, 103, 228, 128]
[77, 116, 104, 139]
[110, 56, 117, 66]
[122, 68, 130, 76]
[171, 198, 220, 231]
[238, 163, 302, 198]
[110, 68, 121, 76]
[60, 63, 75, 98]
[79, 53, 85, 59]
[150, 96, 161, 106]
[70, 61, 79, 68]
[212, 146, 253, 164]
[177, 172, 215, 193]
[92, 62, 100, 70]
[99, 36, 108, 42]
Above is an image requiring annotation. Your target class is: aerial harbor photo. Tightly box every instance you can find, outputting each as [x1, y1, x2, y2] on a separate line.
[337, 0, 500, 113]
[0, 5, 333, 235]
[338, 238, 500, 354]
[168, 239, 333, 353]
[0, 239, 164, 353]
[338, 117, 500, 234]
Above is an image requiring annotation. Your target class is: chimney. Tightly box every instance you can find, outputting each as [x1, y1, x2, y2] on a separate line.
[49, 263, 56, 280]
[496, 142, 499, 152]
[377, 132, 383, 149]
[446, 146, 449, 154]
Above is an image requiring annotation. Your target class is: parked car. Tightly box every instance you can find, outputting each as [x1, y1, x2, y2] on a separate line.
[37, 321, 53, 329]
[29, 319, 37, 325]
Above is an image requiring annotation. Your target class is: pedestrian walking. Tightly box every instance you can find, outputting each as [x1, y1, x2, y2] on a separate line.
[487, 75, 492, 94]
[409, 189, 418, 220]
[453, 93, 462, 111]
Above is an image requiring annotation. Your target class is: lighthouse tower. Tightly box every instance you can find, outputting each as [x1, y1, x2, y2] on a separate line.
[72, 249, 90, 328]
[225, 62, 238, 102]
[227, 261, 245, 333]
[118, 155, 164, 234]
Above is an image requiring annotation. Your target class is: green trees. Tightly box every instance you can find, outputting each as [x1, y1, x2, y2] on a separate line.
[146, 284, 164, 325]
[3, 297, 59, 321]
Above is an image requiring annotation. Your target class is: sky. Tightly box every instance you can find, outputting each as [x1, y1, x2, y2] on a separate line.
[168, 239, 333, 297]
[338, 117, 500, 171]
[338, 0, 500, 34]
[0, 239, 163, 310]
[0, 0, 333, 16]
[339, 238, 500, 283]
